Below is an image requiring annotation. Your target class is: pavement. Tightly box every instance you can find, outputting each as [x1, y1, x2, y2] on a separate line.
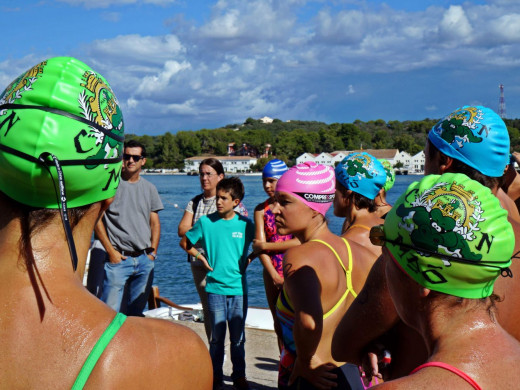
[173, 319, 279, 389]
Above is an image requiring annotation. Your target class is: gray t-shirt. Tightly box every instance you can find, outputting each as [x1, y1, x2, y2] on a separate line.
[103, 177, 164, 251]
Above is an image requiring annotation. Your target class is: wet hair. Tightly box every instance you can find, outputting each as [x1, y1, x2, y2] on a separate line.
[124, 139, 146, 157]
[0, 192, 90, 269]
[337, 181, 378, 212]
[429, 289, 501, 320]
[427, 139, 501, 189]
[217, 177, 245, 201]
[200, 158, 224, 176]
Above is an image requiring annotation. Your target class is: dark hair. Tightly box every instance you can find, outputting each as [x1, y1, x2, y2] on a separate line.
[124, 139, 146, 157]
[427, 139, 501, 189]
[337, 181, 377, 212]
[0, 192, 90, 269]
[217, 177, 244, 201]
[200, 158, 224, 176]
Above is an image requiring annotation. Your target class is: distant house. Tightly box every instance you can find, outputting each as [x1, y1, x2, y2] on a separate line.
[294, 148, 425, 173]
[296, 153, 316, 164]
[184, 156, 258, 173]
[395, 150, 412, 170]
[410, 151, 425, 174]
[259, 116, 273, 124]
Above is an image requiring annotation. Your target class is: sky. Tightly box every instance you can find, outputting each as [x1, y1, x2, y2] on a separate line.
[1, 0, 519, 135]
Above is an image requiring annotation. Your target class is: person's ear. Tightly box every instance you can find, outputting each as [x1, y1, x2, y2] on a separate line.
[419, 286, 431, 298]
[439, 154, 454, 174]
[233, 198, 240, 207]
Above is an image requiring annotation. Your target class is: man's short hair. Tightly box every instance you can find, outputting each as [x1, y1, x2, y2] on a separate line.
[124, 139, 146, 157]
[217, 177, 245, 201]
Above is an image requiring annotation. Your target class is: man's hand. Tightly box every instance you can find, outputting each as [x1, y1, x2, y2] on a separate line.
[289, 355, 338, 390]
[108, 249, 126, 264]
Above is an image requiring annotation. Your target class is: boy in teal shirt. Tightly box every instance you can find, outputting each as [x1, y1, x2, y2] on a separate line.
[180, 177, 255, 390]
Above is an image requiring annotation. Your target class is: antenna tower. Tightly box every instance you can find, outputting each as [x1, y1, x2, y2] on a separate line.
[499, 84, 506, 119]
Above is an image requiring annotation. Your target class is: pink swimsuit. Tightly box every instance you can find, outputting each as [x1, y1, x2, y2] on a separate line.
[411, 362, 481, 390]
[263, 200, 292, 278]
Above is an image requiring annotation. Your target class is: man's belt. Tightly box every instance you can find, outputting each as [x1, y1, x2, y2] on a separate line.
[117, 247, 155, 257]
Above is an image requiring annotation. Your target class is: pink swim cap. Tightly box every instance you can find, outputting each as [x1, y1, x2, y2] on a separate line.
[276, 162, 335, 216]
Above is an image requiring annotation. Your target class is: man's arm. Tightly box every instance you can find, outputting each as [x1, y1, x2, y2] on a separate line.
[149, 211, 161, 260]
[94, 215, 125, 264]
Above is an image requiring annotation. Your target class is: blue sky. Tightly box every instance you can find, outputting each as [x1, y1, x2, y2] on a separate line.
[1, 0, 518, 135]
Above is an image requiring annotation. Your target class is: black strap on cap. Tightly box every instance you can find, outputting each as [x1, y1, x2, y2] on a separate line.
[0, 143, 122, 166]
[0, 103, 124, 143]
[39, 152, 78, 271]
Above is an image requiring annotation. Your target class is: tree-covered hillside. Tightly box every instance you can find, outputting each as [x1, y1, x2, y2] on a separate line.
[126, 116, 520, 170]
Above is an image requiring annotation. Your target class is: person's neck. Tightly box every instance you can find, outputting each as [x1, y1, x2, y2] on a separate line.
[0, 203, 101, 293]
[298, 216, 329, 243]
[418, 298, 499, 358]
[123, 170, 141, 183]
[203, 189, 216, 198]
[218, 209, 236, 220]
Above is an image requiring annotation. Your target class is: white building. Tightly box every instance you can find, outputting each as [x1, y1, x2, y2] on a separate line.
[259, 116, 273, 124]
[395, 150, 412, 171]
[410, 151, 425, 174]
[184, 156, 258, 173]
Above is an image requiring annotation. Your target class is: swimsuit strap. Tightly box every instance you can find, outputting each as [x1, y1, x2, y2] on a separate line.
[72, 312, 127, 389]
[310, 238, 357, 319]
[411, 362, 482, 390]
[263, 199, 270, 213]
[347, 224, 372, 231]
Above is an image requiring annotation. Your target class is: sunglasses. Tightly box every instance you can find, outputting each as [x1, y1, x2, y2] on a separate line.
[123, 153, 144, 162]
[369, 224, 513, 276]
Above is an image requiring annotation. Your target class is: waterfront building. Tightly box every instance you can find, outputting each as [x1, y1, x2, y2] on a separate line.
[184, 156, 258, 173]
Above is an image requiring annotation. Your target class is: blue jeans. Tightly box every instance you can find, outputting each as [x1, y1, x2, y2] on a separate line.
[208, 293, 248, 381]
[101, 253, 155, 316]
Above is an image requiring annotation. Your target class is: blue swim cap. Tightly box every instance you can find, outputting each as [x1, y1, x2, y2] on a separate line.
[335, 152, 387, 199]
[428, 106, 509, 178]
[263, 159, 288, 179]
[378, 159, 395, 192]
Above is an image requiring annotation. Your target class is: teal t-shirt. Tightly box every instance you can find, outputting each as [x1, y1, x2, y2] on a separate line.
[186, 212, 255, 295]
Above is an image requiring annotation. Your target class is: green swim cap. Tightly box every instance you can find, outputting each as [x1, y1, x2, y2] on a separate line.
[382, 173, 513, 299]
[0, 57, 124, 208]
[378, 159, 395, 192]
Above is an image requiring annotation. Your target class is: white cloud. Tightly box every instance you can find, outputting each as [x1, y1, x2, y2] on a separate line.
[346, 85, 355, 95]
[438, 5, 473, 43]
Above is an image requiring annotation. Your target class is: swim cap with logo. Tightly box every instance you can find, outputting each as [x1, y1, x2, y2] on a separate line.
[378, 159, 395, 192]
[335, 152, 387, 200]
[0, 57, 124, 209]
[382, 173, 513, 299]
[263, 159, 288, 179]
[276, 161, 335, 216]
[428, 106, 509, 178]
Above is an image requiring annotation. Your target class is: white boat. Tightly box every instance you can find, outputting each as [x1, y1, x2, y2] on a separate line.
[143, 305, 274, 331]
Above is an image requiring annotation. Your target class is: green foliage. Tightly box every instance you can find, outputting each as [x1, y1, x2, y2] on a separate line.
[126, 115, 520, 169]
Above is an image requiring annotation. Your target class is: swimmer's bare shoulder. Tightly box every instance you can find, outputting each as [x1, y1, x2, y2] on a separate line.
[87, 316, 212, 389]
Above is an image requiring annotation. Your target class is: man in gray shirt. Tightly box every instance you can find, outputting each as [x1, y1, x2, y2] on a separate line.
[95, 140, 163, 315]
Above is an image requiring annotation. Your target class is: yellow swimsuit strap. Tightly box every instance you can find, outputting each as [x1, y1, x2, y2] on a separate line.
[347, 224, 372, 231]
[310, 238, 357, 319]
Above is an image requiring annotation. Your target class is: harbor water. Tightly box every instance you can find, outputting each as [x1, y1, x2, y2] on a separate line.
[147, 174, 421, 308]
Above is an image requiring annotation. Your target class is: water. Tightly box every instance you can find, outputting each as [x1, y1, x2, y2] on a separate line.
[148, 174, 422, 307]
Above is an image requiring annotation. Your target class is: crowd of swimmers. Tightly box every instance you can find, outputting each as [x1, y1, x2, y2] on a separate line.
[2, 56, 520, 390]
